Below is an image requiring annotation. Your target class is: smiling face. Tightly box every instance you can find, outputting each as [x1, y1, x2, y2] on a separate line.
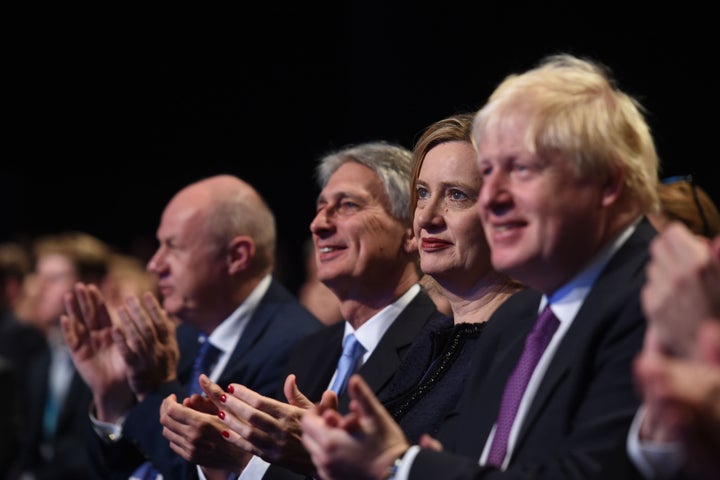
[414, 141, 492, 290]
[309, 162, 413, 297]
[476, 117, 609, 294]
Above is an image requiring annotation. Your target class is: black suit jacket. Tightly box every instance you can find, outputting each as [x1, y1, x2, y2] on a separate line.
[0, 310, 46, 380]
[409, 219, 655, 480]
[0, 356, 21, 478]
[263, 287, 445, 480]
[11, 341, 95, 480]
[88, 277, 323, 480]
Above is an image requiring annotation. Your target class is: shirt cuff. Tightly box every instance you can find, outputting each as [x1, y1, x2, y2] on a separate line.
[626, 406, 685, 479]
[89, 403, 126, 443]
[391, 445, 420, 480]
[197, 465, 239, 480]
[238, 455, 270, 480]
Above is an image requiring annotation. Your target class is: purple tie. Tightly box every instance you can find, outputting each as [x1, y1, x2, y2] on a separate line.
[486, 305, 560, 468]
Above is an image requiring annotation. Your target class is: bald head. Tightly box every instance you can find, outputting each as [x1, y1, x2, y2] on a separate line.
[170, 174, 277, 274]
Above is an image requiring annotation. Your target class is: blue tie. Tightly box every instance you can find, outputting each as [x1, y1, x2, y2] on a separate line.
[187, 334, 221, 397]
[130, 334, 221, 479]
[330, 333, 366, 395]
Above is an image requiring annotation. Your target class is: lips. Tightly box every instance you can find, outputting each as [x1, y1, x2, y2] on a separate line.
[158, 284, 173, 297]
[488, 221, 526, 243]
[494, 223, 522, 232]
[316, 245, 345, 260]
[421, 238, 451, 251]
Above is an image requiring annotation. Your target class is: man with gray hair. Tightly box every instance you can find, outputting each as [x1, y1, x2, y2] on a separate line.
[301, 53, 660, 480]
[159, 142, 445, 479]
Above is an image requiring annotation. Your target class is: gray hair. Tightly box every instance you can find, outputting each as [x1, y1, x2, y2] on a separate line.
[315, 141, 413, 223]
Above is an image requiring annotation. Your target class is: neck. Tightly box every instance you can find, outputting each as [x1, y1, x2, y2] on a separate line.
[445, 273, 523, 325]
[336, 274, 418, 330]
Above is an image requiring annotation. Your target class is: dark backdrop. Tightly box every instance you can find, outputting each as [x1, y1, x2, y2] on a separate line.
[4, 3, 718, 292]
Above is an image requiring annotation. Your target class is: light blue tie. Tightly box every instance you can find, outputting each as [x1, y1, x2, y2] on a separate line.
[330, 333, 366, 395]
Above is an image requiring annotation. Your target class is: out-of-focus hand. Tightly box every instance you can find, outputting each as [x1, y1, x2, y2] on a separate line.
[301, 375, 410, 480]
[199, 373, 338, 475]
[418, 433, 443, 451]
[112, 292, 179, 399]
[160, 393, 252, 474]
[60, 282, 134, 423]
[636, 325, 720, 477]
[641, 223, 720, 358]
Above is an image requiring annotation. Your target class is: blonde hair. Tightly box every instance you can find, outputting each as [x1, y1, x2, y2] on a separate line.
[473, 54, 660, 215]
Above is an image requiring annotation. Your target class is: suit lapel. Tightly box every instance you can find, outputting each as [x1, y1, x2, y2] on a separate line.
[357, 290, 438, 396]
[457, 295, 539, 457]
[305, 325, 345, 400]
[514, 219, 655, 449]
[224, 280, 282, 370]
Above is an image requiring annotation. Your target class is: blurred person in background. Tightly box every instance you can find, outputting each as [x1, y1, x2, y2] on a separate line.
[648, 175, 720, 238]
[9, 231, 112, 480]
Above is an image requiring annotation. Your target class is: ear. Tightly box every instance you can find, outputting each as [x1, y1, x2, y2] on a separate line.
[226, 235, 255, 274]
[601, 166, 625, 208]
[402, 226, 418, 255]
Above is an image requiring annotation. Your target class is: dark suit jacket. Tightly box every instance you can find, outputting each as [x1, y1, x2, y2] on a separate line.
[10, 341, 95, 480]
[0, 310, 46, 379]
[88, 277, 323, 480]
[0, 356, 21, 478]
[409, 219, 655, 480]
[263, 288, 445, 480]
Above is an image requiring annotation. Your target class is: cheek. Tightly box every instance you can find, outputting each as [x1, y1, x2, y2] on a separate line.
[362, 218, 402, 245]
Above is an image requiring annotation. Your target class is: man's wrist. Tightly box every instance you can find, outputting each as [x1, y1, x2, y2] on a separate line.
[384, 447, 411, 480]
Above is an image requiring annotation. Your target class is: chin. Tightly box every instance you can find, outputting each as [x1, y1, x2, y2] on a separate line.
[161, 298, 183, 317]
[491, 252, 529, 278]
[420, 264, 446, 278]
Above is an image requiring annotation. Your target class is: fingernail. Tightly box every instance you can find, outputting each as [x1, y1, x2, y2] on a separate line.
[218, 410, 225, 420]
[227, 385, 235, 394]
[220, 394, 227, 403]
[222, 430, 230, 438]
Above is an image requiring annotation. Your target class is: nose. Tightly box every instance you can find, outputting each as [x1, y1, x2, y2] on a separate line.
[310, 207, 334, 236]
[479, 170, 512, 216]
[146, 247, 166, 274]
[414, 197, 444, 230]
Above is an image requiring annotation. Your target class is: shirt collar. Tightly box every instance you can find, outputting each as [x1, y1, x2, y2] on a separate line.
[208, 273, 273, 354]
[541, 218, 640, 323]
[342, 283, 421, 358]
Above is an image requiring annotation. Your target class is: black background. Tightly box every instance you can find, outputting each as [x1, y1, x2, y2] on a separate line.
[4, 3, 718, 292]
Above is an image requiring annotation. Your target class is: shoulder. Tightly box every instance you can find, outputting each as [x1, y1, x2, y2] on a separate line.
[294, 321, 343, 347]
[259, 279, 323, 329]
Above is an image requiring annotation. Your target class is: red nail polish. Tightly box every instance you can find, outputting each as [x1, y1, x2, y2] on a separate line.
[222, 430, 230, 438]
[218, 410, 225, 420]
[220, 394, 227, 403]
[227, 385, 235, 394]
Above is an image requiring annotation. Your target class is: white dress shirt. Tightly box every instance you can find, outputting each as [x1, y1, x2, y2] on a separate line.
[239, 284, 422, 480]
